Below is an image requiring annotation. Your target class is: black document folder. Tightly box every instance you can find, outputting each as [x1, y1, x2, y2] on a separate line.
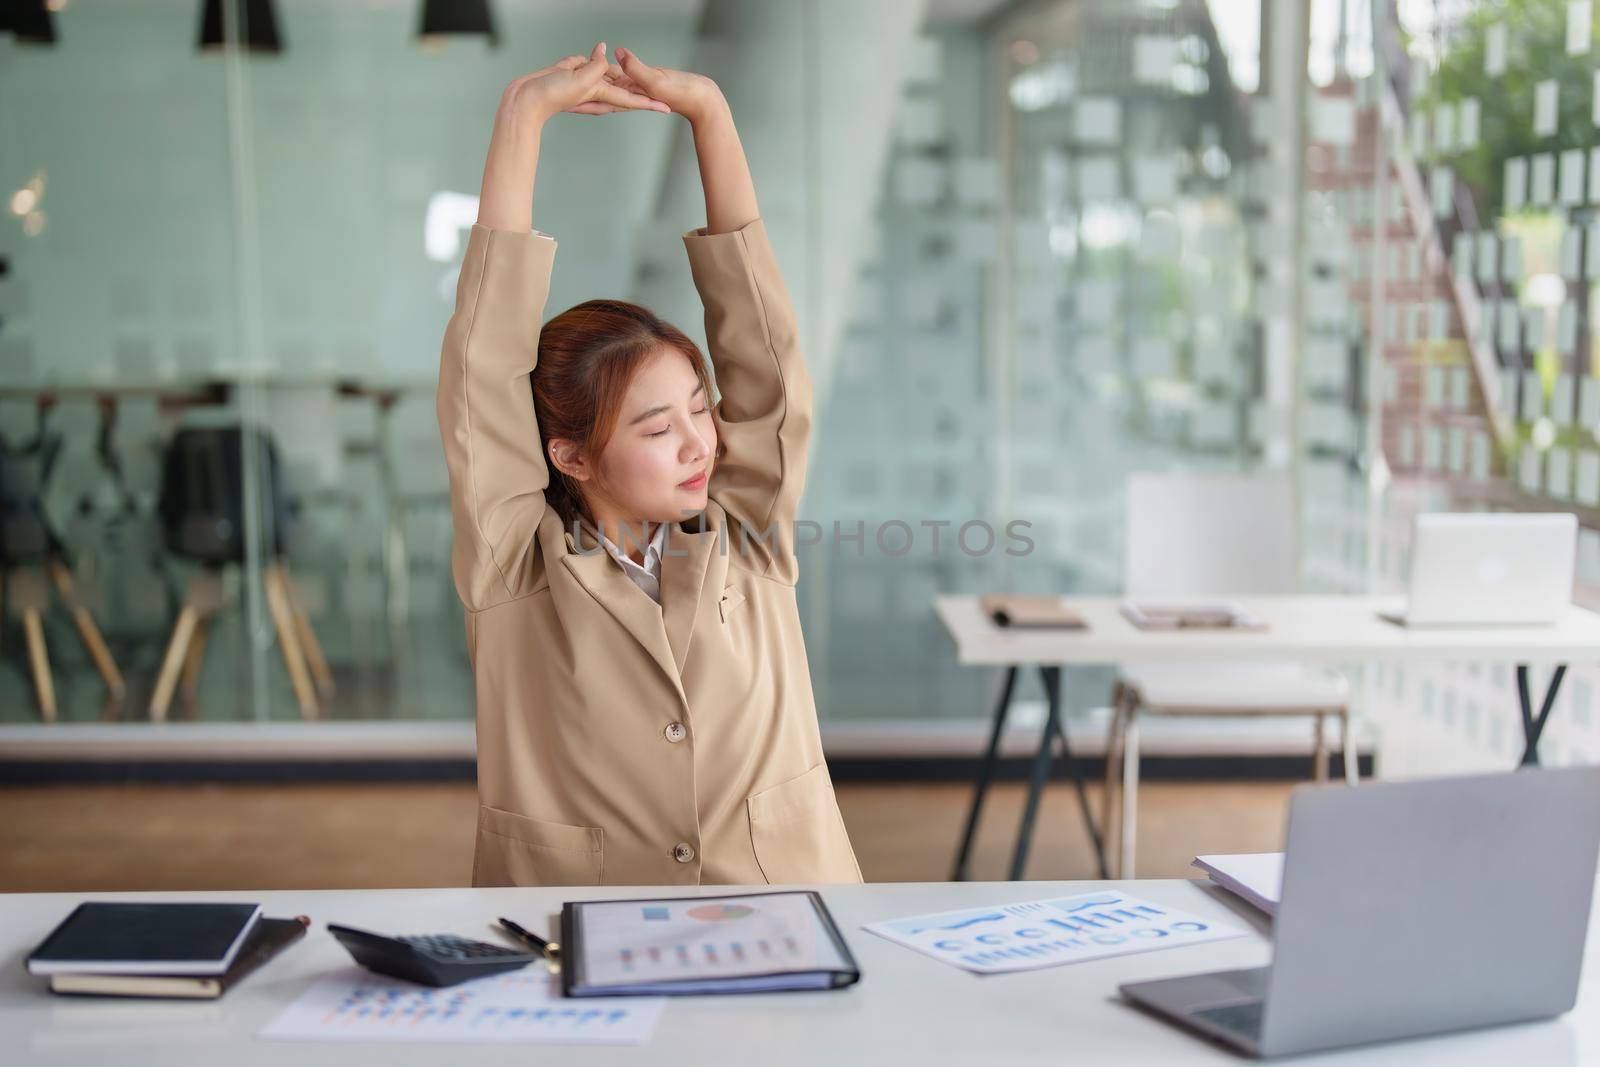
[559, 890, 860, 998]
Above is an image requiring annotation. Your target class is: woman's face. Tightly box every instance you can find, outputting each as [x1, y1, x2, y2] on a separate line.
[590, 347, 717, 523]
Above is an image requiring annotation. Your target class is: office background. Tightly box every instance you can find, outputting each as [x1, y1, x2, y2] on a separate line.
[2, 0, 1599, 879]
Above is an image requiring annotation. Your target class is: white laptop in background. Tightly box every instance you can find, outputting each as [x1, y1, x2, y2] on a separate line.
[1381, 513, 1577, 626]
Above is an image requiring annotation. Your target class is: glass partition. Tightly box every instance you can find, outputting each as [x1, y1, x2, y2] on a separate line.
[4, 0, 1590, 775]
[0, 1, 952, 729]
[1363, 0, 1600, 770]
[0, 1, 259, 723]
[983, 0, 1280, 720]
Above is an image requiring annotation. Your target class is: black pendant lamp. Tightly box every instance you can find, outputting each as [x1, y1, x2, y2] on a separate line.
[198, 0, 283, 54]
[418, 0, 498, 48]
[3, 0, 59, 46]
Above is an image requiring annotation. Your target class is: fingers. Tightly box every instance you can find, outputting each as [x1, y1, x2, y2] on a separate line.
[600, 63, 655, 99]
[578, 41, 609, 81]
[606, 72, 649, 94]
[547, 43, 669, 117]
[614, 45, 658, 86]
[592, 81, 670, 112]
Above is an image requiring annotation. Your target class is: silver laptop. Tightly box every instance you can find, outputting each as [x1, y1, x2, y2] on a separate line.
[1121, 767, 1600, 1059]
[1381, 513, 1576, 626]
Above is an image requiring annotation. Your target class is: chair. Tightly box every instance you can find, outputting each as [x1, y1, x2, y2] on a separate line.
[150, 425, 332, 721]
[1104, 471, 1357, 878]
[0, 433, 126, 721]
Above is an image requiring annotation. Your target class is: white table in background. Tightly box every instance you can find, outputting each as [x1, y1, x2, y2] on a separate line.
[935, 595, 1600, 881]
[3, 879, 1594, 1065]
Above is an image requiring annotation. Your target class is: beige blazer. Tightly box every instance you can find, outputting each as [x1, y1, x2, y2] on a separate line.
[436, 216, 863, 887]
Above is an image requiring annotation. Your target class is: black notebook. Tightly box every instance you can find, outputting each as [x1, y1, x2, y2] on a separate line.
[558, 890, 860, 998]
[47, 916, 309, 999]
[26, 902, 263, 977]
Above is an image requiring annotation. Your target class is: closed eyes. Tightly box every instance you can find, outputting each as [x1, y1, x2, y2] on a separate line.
[646, 406, 710, 437]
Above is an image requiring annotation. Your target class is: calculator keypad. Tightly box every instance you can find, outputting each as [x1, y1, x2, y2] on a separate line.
[400, 935, 525, 960]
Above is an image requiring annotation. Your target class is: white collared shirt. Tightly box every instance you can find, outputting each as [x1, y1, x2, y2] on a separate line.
[580, 519, 669, 604]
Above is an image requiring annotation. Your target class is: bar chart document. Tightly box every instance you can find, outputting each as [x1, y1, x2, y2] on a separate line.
[259, 966, 665, 1044]
[863, 890, 1245, 974]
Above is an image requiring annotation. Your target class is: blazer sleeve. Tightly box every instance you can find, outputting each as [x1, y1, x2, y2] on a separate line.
[682, 217, 813, 584]
[436, 223, 557, 612]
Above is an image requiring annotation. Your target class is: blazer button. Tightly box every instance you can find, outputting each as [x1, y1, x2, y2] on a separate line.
[664, 721, 687, 743]
[673, 842, 696, 863]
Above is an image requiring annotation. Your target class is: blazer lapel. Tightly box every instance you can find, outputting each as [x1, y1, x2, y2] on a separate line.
[561, 524, 682, 692]
[659, 521, 719, 674]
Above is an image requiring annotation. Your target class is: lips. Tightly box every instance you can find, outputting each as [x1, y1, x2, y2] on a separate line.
[678, 470, 708, 489]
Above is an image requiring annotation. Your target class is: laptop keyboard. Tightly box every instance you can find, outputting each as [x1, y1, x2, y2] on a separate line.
[1194, 999, 1265, 1039]
[1221, 967, 1270, 998]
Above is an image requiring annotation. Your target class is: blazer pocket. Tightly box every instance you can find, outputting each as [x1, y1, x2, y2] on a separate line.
[472, 806, 604, 887]
[719, 584, 749, 622]
[746, 763, 864, 885]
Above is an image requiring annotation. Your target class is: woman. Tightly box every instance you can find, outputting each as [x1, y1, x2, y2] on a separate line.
[437, 43, 863, 887]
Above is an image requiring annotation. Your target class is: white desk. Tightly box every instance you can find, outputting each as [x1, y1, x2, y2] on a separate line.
[934, 595, 1600, 880]
[934, 595, 1600, 667]
[2, 880, 1592, 1065]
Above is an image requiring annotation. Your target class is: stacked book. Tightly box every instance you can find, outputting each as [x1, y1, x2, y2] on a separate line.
[26, 902, 308, 998]
[1120, 601, 1266, 631]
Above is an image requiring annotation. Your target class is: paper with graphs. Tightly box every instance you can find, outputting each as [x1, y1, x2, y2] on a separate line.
[259, 966, 664, 1045]
[863, 890, 1245, 974]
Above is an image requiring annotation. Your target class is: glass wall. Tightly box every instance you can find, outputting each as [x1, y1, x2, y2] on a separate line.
[1363, 0, 1600, 771]
[0, 0, 1298, 734]
[0, 0, 988, 728]
[4, 0, 1592, 775]
[0, 0, 711, 725]
[799, 22, 998, 725]
[998, 0, 1263, 593]
[982, 0, 1297, 721]
[0, 3, 258, 722]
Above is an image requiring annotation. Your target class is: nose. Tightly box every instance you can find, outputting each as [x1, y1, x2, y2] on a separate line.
[682, 421, 712, 463]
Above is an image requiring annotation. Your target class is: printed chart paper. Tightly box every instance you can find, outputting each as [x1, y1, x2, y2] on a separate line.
[863, 891, 1246, 974]
[258, 966, 664, 1045]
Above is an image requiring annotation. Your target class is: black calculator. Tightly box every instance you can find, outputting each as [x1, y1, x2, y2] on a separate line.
[327, 923, 544, 987]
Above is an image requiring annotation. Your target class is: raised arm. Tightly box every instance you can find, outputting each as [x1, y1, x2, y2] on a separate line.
[614, 49, 813, 582]
[438, 46, 668, 611]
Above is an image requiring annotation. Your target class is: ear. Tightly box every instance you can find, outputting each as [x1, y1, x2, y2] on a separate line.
[547, 438, 592, 482]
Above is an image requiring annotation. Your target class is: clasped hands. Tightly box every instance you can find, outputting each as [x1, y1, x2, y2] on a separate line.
[506, 42, 723, 126]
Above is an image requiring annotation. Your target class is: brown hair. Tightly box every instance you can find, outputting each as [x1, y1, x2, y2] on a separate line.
[533, 299, 717, 530]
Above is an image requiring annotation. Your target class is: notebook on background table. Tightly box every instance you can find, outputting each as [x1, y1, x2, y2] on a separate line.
[980, 594, 1087, 629]
[1119, 600, 1266, 631]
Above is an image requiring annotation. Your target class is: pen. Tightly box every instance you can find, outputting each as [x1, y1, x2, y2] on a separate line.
[497, 916, 560, 962]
